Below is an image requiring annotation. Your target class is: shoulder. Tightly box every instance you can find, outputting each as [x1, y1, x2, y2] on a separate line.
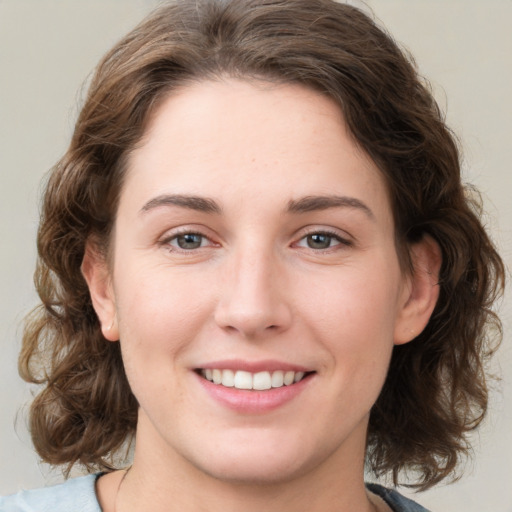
[366, 483, 431, 512]
[0, 474, 102, 512]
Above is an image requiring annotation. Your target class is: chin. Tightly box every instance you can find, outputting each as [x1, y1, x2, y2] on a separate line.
[194, 457, 309, 486]
[183, 434, 325, 486]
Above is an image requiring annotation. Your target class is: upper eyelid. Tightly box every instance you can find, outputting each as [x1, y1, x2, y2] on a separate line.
[159, 224, 216, 241]
[294, 226, 353, 242]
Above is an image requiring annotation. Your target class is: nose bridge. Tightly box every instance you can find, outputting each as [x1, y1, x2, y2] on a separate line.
[214, 238, 291, 337]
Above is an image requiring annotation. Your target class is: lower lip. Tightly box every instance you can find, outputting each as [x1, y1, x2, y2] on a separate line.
[195, 372, 313, 413]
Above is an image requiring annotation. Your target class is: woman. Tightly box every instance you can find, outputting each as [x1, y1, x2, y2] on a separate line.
[1, 1, 504, 511]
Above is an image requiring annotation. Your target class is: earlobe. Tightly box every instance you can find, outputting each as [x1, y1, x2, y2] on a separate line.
[394, 235, 442, 345]
[81, 241, 119, 342]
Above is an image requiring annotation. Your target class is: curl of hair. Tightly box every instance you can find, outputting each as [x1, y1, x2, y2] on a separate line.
[20, 0, 504, 488]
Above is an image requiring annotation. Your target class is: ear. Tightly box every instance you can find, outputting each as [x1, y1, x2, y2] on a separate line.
[81, 241, 119, 341]
[394, 235, 442, 345]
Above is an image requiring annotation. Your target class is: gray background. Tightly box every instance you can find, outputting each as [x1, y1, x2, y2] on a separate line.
[1, 1, 511, 510]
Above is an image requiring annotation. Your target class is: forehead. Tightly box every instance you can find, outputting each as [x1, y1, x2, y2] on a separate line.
[123, 78, 392, 225]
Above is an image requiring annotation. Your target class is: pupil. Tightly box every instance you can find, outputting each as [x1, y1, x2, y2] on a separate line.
[178, 234, 202, 249]
[308, 234, 331, 249]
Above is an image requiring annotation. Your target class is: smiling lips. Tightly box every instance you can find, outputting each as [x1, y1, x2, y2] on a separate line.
[196, 362, 315, 412]
[200, 369, 308, 390]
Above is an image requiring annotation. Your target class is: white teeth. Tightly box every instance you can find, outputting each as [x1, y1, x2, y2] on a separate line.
[221, 369, 235, 387]
[201, 368, 308, 390]
[212, 369, 222, 385]
[271, 370, 284, 388]
[234, 370, 252, 389]
[283, 371, 295, 386]
[253, 371, 272, 390]
[294, 371, 305, 383]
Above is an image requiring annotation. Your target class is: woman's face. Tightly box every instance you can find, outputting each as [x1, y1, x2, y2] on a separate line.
[89, 79, 421, 484]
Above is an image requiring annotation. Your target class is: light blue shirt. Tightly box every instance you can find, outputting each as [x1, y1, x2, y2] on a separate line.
[0, 474, 430, 512]
[0, 474, 100, 512]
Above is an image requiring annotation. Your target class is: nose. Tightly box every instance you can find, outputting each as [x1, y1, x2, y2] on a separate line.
[214, 247, 292, 339]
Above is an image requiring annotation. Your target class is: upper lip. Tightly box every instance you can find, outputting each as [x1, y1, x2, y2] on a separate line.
[195, 359, 313, 373]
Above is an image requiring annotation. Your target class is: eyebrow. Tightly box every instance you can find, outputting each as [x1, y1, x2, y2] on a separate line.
[286, 195, 375, 220]
[139, 193, 374, 219]
[140, 194, 222, 215]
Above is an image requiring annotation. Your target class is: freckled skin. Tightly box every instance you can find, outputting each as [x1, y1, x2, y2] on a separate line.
[87, 79, 432, 512]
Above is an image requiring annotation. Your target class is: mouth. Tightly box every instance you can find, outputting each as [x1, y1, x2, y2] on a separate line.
[196, 368, 314, 390]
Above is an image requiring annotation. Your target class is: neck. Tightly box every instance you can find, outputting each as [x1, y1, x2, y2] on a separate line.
[118, 464, 376, 512]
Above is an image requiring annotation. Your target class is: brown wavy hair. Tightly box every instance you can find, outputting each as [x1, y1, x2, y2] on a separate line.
[19, 0, 504, 490]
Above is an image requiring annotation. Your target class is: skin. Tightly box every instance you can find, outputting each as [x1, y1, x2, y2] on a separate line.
[84, 79, 440, 512]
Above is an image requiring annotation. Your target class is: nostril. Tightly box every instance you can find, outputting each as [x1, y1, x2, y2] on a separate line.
[214, 293, 293, 337]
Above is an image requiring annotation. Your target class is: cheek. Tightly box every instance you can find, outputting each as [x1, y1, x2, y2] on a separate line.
[302, 264, 402, 335]
[115, 256, 210, 326]
[112, 262, 214, 380]
[298, 264, 401, 379]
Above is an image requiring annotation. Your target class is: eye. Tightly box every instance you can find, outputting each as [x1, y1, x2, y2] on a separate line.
[168, 232, 209, 250]
[304, 233, 339, 249]
[296, 231, 350, 250]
